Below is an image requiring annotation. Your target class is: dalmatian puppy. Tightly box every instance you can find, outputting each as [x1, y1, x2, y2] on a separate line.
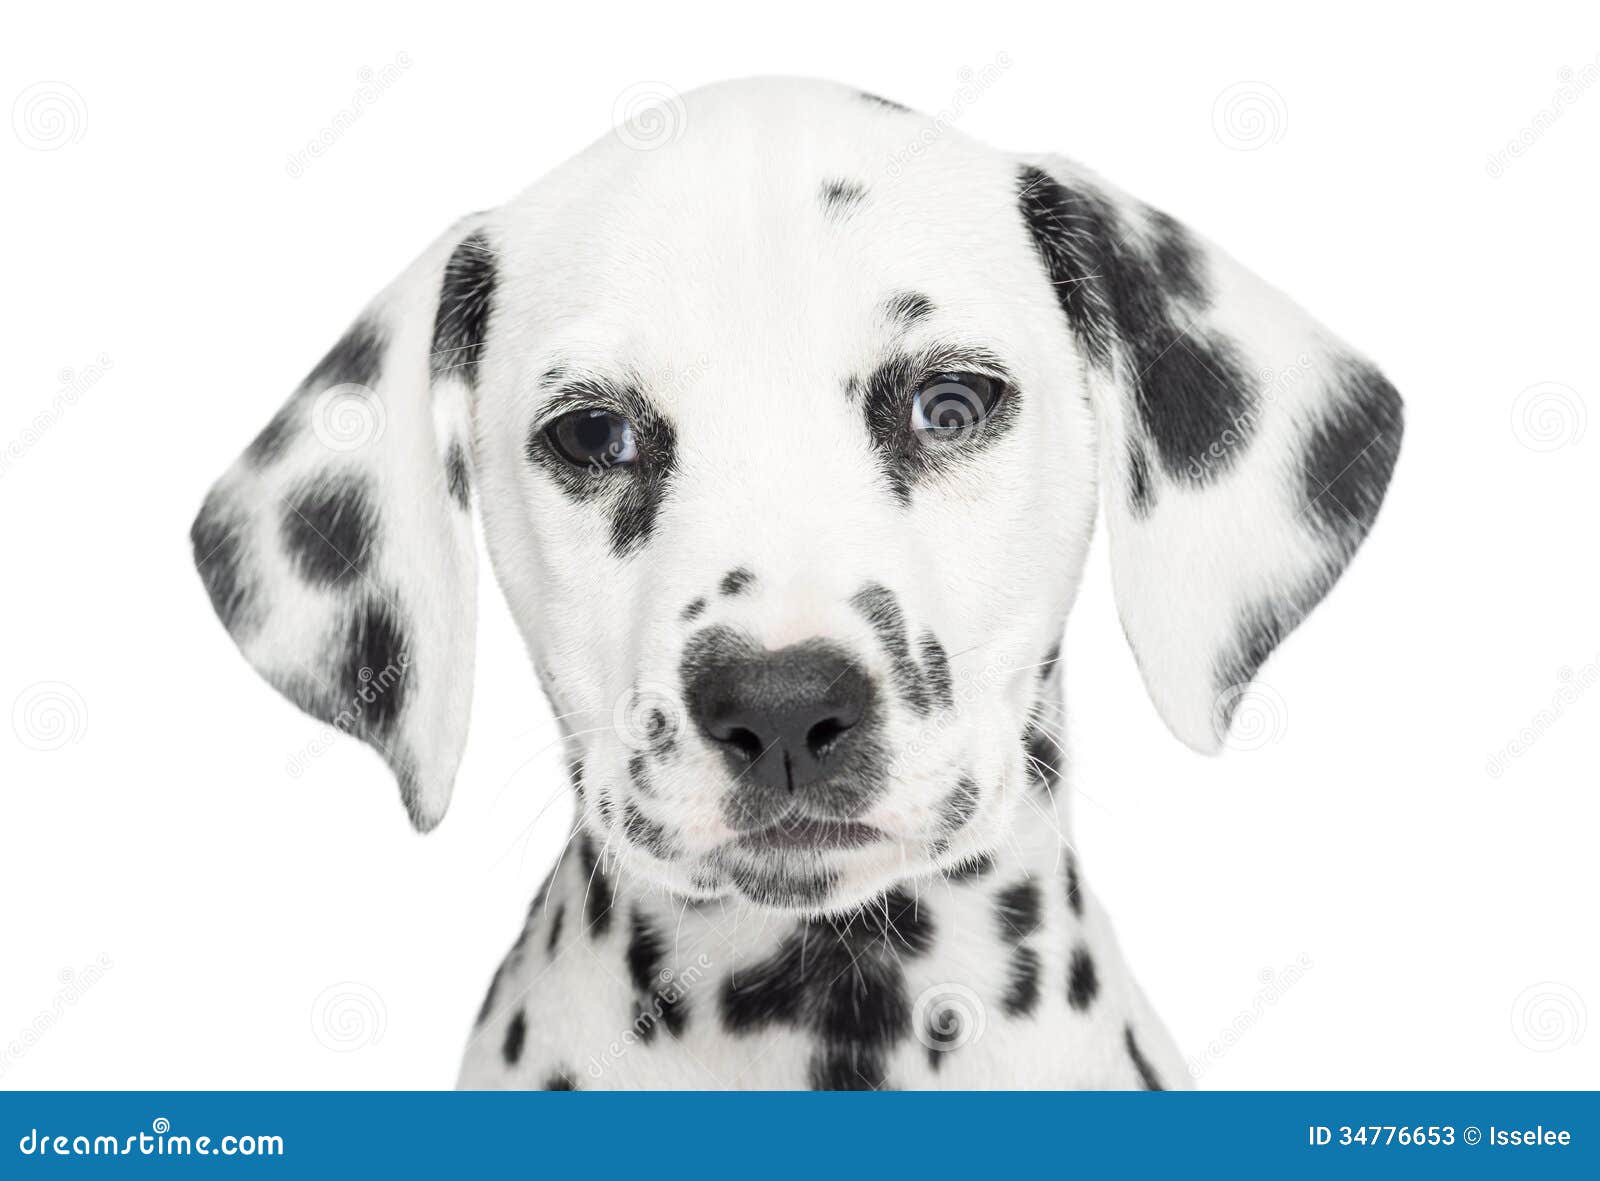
[191, 78, 1402, 1089]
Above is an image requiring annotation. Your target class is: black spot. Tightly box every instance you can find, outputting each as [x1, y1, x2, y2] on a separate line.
[860, 91, 910, 112]
[625, 909, 688, 1041]
[850, 584, 928, 714]
[338, 598, 409, 738]
[502, 1009, 526, 1065]
[719, 567, 755, 596]
[546, 904, 564, 954]
[854, 346, 1021, 505]
[445, 440, 471, 509]
[943, 851, 997, 881]
[1023, 724, 1062, 792]
[720, 889, 933, 1090]
[918, 633, 953, 710]
[1125, 1025, 1165, 1090]
[622, 802, 671, 858]
[475, 947, 516, 1026]
[681, 597, 707, 622]
[542, 1070, 578, 1091]
[627, 752, 654, 798]
[936, 776, 981, 837]
[576, 831, 613, 937]
[305, 318, 386, 393]
[245, 400, 300, 467]
[282, 474, 378, 589]
[820, 178, 866, 217]
[1064, 853, 1083, 918]
[1003, 946, 1042, 1017]
[1214, 599, 1291, 704]
[925, 1006, 960, 1070]
[1067, 944, 1099, 1011]
[1017, 166, 1257, 495]
[1300, 358, 1403, 555]
[523, 377, 678, 557]
[995, 880, 1042, 944]
[884, 291, 934, 327]
[431, 231, 497, 389]
[1128, 442, 1154, 516]
[190, 493, 252, 634]
[1038, 644, 1061, 683]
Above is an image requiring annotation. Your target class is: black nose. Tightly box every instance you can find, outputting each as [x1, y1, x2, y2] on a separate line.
[684, 639, 875, 791]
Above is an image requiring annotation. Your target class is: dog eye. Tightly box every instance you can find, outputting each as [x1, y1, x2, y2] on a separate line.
[545, 409, 638, 470]
[909, 372, 1007, 436]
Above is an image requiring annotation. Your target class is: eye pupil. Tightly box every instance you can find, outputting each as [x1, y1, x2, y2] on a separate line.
[545, 409, 638, 469]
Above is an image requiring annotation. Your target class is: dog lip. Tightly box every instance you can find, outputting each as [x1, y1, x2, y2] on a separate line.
[734, 815, 884, 852]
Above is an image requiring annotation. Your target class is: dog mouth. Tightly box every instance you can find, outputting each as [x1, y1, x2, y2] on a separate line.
[733, 814, 885, 853]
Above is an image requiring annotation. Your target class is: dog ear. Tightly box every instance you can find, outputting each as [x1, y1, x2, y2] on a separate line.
[190, 218, 497, 829]
[1017, 158, 1402, 752]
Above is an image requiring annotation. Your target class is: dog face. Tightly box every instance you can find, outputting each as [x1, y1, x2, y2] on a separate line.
[192, 79, 1401, 913]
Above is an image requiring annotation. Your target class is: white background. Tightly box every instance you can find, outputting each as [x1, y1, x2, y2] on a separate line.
[3, 0, 1597, 1090]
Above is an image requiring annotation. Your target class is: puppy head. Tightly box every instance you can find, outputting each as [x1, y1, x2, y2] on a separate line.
[192, 78, 1401, 912]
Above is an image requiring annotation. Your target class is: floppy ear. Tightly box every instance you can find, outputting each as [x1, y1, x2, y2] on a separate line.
[189, 218, 498, 829]
[1018, 158, 1402, 752]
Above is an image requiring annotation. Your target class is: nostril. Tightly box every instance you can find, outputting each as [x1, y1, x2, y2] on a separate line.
[719, 725, 766, 763]
[805, 715, 853, 760]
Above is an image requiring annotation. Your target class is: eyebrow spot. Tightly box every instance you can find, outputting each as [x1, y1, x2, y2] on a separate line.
[682, 596, 708, 621]
[819, 179, 867, 218]
[883, 291, 934, 327]
[719, 568, 755, 596]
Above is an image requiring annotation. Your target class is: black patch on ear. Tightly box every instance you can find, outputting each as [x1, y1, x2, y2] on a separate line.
[625, 909, 688, 1041]
[502, 1009, 527, 1065]
[339, 597, 410, 739]
[1128, 442, 1154, 516]
[995, 880, 1042, 943]
[884, 291, 935, 327]
[1124, 1025, 1165, 1090]
[1017, 166, 1259, 497]
[191, 493, 253, 634]
[444, 441, 471, 509]
[820, 179, 867, 217]
[681, 597, 707, 622]
[720, 888, 933, 1091]
[576, 831, 614, 937]
[1064, 853, 1083, 918]
[1067, 944, 1099, 1011]
[431, 231, 497, 389]
[245, 401, 301, 467]
[524, 377, 678, 558]
[282, 474, 379, 589]
[860, 91, 910, 112]
[1003, 946, 1042, 1017]
[306, 318, 386, 393]
[1214, 599, 1290, 702]
[542, 1070, 578, 1091]
[1300, 358, 1404, 555]
[719, 568, 755, 596]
